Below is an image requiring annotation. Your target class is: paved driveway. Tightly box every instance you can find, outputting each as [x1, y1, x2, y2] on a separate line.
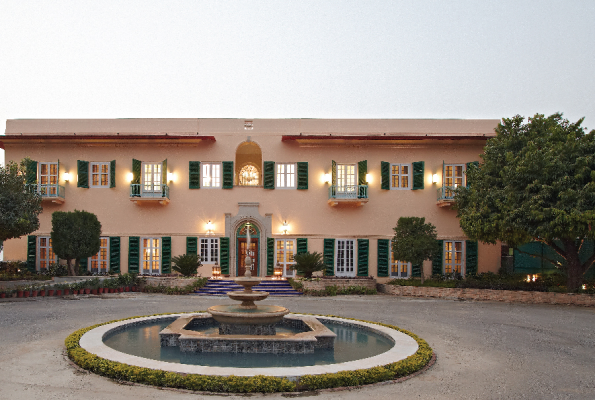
[0, 293, 593, 399]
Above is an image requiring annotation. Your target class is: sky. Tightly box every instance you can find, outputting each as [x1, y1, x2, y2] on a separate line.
[1, 0, 595, 166]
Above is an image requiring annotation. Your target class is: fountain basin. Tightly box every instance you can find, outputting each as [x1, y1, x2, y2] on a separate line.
[227, 291, 269, 308]
[207, 304, 290, 335]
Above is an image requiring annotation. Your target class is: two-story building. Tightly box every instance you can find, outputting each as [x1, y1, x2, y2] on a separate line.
[0, 118, 501, 280]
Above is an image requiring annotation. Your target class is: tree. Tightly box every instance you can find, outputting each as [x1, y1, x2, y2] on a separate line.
[455, 113, 595, 291]
[171, 254, 201, 277]
[51, 210, 102, 276]
[0, 158, 43, 252]
[293, 251, 326, 279]
[392, 217, 439, 284]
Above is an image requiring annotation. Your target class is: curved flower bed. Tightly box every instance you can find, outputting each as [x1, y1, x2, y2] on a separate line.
[65, 312, 433, 393]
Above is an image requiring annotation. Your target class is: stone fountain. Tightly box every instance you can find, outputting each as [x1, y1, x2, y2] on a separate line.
[160, 223, 336, 353]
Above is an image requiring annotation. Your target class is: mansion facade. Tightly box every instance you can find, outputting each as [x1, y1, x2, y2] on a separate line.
[1, 118, 502, 281]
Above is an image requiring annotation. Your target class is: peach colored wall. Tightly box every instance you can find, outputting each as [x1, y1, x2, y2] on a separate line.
[3, 118, 501, 277]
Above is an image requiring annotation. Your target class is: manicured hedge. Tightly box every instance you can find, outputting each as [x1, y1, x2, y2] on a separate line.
[65, 312, 433, 393]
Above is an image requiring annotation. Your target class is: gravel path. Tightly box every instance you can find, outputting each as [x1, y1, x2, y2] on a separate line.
[0, 293, 594, 399]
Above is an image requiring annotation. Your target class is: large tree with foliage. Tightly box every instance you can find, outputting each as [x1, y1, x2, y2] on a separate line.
[392, 217, 440, 284]
[455, 113, 595, 290]
[0, 159, 43, 252]
[51, 210, 102, 276]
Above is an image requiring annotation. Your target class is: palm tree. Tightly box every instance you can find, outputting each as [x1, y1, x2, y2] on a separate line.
[292, 251, 325, 279]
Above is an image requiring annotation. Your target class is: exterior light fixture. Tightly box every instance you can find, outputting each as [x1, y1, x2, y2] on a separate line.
[365, 173, 372, 184]
[432, 174, 439, 184]
[167, 172, 175, 182]
[63, 172, 71, 182]
[127, 172, 134, 182]
[274, 262, 283, 279]
[582, 284, 587, 290]
[282, 220, 290, 235]
[212, 263, 221, 279]
[323, 173, 331, 184]
[206, 220, 213, 234]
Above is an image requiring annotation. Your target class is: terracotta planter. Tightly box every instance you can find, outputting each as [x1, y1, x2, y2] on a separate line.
[125, 286, 130, 292]
[56, 289, 62, 296]
[0, 293, 6, 298]
[84, 288, 91, 295]
[30, 290, 38, 297]
[63, 289, 70, 295]
[131, 286, 137, 292]
[17, 290, 23, 298]
[119, 287, 124, 293]
[48, 289, 55, 296]
[98, 288, 103, 294]
[39, 290, 46, 297]
[23, 291, 30, 298]
[91, 289, 98, 295]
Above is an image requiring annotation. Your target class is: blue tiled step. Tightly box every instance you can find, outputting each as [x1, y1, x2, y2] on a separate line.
[195, 279, 302, 296]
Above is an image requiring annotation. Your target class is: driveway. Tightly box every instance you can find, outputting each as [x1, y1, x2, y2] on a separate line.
[0, 293, 593, 399]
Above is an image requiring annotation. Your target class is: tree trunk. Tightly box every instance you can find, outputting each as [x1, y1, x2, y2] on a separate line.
[561, 239, 586, 292]
[67, 258, 76, 276]
[420, 266, 425, 285]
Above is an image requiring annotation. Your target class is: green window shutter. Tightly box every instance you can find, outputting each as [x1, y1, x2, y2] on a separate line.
[358, 160, 367, 185]
[297, 162, 308, 190]
[331, 160, 337, 186]
[132, 159, 141, 184]
[466, 240, 478, 276]
[109, 237, 120, 273]
[77, 160, 89, 188]
[128, 237, 140, 274]
[432, 240, 444, 275]
[186, 237, 198, 255]
[412, 161, 425, 190]
[381, 161, 390, 190]
[377, 239, 389, 277]
[267, 237, 275, 275]
[220, 237, 230, 274]
[110, 160, 116, 188]
[26, 160, 37, 185]
[27, 235, 37, 272]
[189, 161, 201, 189]
[79, 257, 88, 275]
[296, 238, 308, 255]
[324, 238, 335, 276]
[162, 159, 168, 185]
[357, 239, 369, 277]
[222, 161, 233, 189]
[263, 161, 275, 189]
[412, 264, 421, 277]
[161, 237, 171, 274]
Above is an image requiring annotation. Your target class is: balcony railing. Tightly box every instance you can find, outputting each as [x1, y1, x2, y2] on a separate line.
[27, 184, 66, 204]
[437, 186, 457, 207]
[130, 184, 170, 204]
[328, 185, 369, 206]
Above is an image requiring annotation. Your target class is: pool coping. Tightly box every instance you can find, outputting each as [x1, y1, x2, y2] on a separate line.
[79, 313, 419, 379]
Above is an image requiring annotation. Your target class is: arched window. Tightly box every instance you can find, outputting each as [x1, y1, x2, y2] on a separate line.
[235, 142, 262, 186]
[239, 164, 260, 186]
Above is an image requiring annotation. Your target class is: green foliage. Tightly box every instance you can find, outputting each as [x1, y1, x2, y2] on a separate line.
[171, 253, 201, 277]
[304, 285, 377, 296]
[0, 159, 43, 251]
[455, 113, 595, 290]
[65, 313, 433, 393]
[392, 217, 439, 282]
[0, 260, 52, 281]
[51, 210, 102, 276]
[287, 278, 304, 291]
[47, 263, 68, 277]
[143, 277, 208, 295]
[293, 251, 326, 279]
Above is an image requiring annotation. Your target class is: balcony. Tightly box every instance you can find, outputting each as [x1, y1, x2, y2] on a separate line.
[130, 184, 170, 205]
[328, 185, 369, 206]
[437, 186, 457, 207]
[28, 184, 66, 204]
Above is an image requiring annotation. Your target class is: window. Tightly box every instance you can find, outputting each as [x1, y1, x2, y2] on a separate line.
[38, 236, 57, 270]
[239, 164, 259, 186]
[335, 239, 355, 277]
[444, 241, 464, 275]
[200, 238, 219, 263]
[336, 164, 356, 194]
[89, 237, 109, 273]
[444, 164, 464, 197]
[39, 162, 58, 196]
[142, 162, 162, 194]
[276, 239, 296, 277]
[276, 163, 296, 188]
[141, 238, 161, 274]
[90, 162, 110, 188]
[202, 163, 221, 188]
[390, 249, 411, 278]
[391, 163, 410, 189]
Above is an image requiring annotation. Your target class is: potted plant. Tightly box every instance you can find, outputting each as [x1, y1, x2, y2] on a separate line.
[63, 283, 70, 296]
[171, 254, 202, 277]
[47, 286, 55, 296]
[0, 288, 6, 299]
[22, 285, 31, 298]
[55, 284, 63, 296]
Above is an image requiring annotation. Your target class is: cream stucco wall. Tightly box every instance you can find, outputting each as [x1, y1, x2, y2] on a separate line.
[2, 118, 501, 277]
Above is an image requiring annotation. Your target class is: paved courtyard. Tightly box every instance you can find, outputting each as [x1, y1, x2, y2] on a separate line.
[0, 293, 594, 399]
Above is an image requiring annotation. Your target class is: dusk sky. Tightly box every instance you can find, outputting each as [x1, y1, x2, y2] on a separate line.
[1, 0, 595, 165]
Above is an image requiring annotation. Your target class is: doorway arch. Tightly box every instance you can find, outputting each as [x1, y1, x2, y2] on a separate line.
[235, 221, 260, 276]
[235, 141, 262, 186]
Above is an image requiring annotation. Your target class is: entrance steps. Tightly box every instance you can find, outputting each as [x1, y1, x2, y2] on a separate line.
[194, 279, 302, 297]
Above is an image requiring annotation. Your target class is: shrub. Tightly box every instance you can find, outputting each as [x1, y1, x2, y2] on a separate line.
[293, 252, 325, 279]
[171, 254, 202, 277]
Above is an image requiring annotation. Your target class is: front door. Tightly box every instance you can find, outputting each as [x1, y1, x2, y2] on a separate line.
[238, 238, 258, 277]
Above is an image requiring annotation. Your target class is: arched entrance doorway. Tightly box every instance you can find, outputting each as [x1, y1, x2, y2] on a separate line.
[236, 222, 260, 276]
